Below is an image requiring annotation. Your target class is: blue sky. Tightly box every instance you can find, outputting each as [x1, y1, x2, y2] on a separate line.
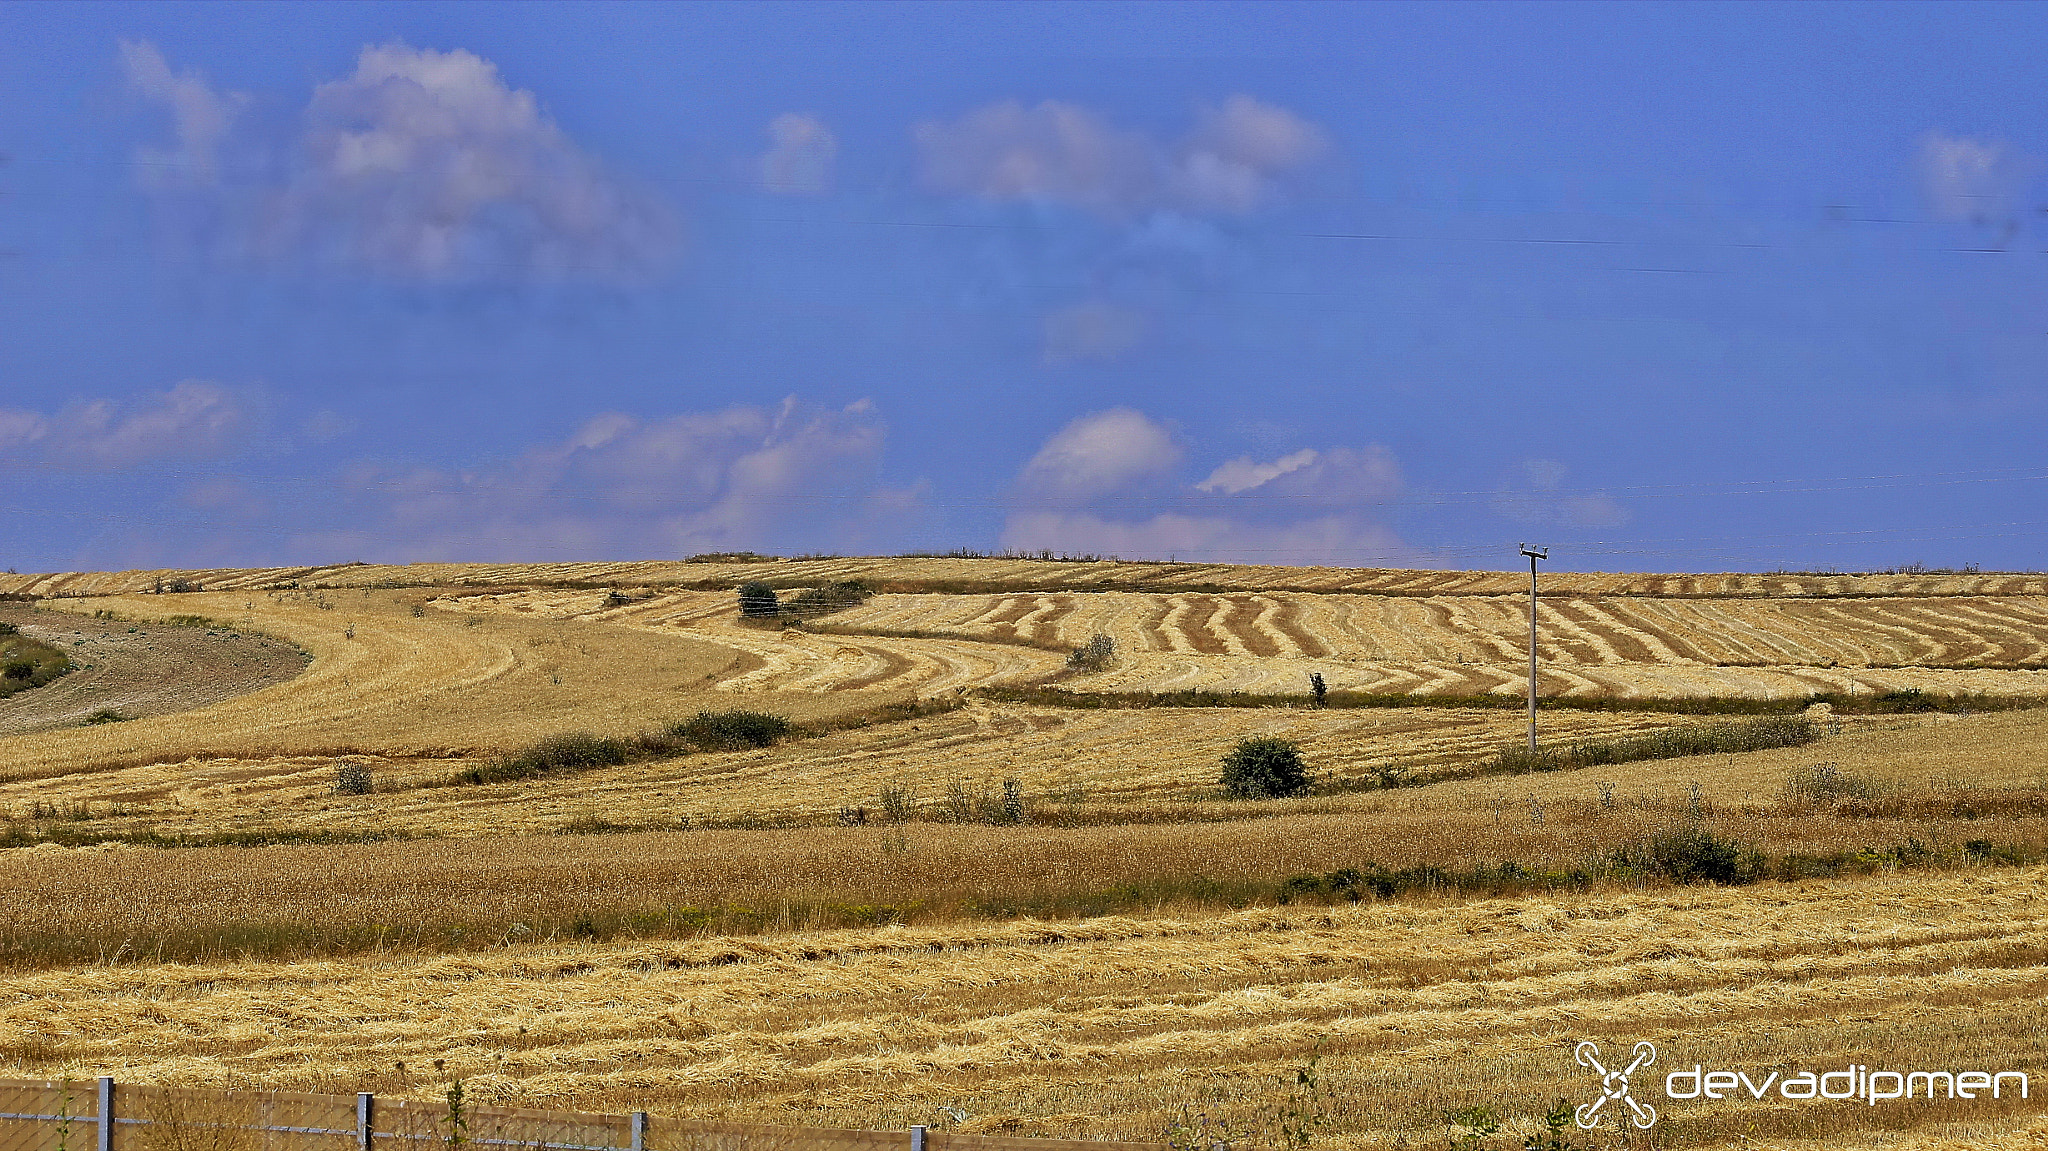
[3, 1, 2047, 573]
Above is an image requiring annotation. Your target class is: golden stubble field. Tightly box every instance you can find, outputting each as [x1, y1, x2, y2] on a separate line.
[5, 558, 2048, 1149]
[4, 870, 2048, 1151]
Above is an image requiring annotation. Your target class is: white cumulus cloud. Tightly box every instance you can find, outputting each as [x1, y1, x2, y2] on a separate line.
[124, 42, 674, 282]
[1015, 408, 1183, 500]
[1002, 410, 1411, 565]
[280, 43, 672, 279]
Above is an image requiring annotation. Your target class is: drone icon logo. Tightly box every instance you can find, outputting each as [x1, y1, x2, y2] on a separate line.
[1575, 1041, 1659, 1130]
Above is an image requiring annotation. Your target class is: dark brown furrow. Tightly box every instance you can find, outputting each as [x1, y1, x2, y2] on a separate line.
[1031, 595, 1081, 646]
[1267, 597, 1329, 658]
[1137, 596, 1176, 653]
[1219, 596, 1281, 657]
[1550, 599, 1658, 663]
[1178, 596, 1230, 655]
[980, 596, 1037, 642]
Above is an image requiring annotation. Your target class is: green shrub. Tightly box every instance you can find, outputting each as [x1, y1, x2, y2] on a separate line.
[1220, 736, 1313, 799]
[1624, 825, 1761, 885]
[0, 622, 16, 636]
[3, 660, 33, 681]
[1487, 715, 1818, 776]
[736, 581, 780, 617]
[462, 732, 630, 785]
[672, 709, 791, 751]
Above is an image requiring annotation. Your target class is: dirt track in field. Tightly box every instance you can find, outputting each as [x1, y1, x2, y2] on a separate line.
[0, 604, 307, 736]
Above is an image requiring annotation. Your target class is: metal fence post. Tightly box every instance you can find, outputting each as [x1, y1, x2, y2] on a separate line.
[630, 1112, 647, 1151]
[97, 1078, 114, 1151]
[358, 1093, 375, 1151]
[910, 1125, 926, 1151]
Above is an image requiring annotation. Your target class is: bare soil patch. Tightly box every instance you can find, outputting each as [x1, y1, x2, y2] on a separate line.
[0, 604, 307, 736]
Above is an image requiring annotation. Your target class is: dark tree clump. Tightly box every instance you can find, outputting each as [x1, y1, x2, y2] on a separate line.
[1219, 735, 1314, 799]
[736, 581, 780, 618]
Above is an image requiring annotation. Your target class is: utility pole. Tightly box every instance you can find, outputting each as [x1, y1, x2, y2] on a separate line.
[1519, 544, 1548, 753]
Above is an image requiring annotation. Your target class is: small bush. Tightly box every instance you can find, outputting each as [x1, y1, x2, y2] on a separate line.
[3, 660, 33, 681]
[1786, 761, 1883, 803]
[1624, 825, 1761, 885]
[736, 581, 780, 618]
[941, 778, 1029, 824]
[463, 732, 630, 785]
[878, 784, 918, 824]
[82, 708, 130, 725]
[0, 622, 16, 636]
[1067, 633, 1115, 673]
[1220, 736, 1313, 799]
[672, 709, 791, 751]
[334, 761, 374, 795]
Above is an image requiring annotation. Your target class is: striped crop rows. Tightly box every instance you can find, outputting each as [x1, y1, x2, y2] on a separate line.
[526, 588, 2048, 700]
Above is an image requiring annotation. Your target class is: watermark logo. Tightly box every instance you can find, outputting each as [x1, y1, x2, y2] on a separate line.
[1570, 1039, 2028, 1130]
[1575, 1040, 1658, 1130]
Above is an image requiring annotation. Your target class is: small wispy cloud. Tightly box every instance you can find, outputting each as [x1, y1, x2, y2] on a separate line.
[119, 40, 245, 187]
[1041, 302, 1149, 365]
[914, 95, 1327, 218]
[0, 381, 253, 467]
[1490, 459, 1629, 529]
[755, 113, 837, 195]
[306, 398, 920, 560]
[1920, 134, 2013, 222]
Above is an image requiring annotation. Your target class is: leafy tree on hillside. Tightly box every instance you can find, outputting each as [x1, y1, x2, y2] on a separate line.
[1220, 736, 1313, 799]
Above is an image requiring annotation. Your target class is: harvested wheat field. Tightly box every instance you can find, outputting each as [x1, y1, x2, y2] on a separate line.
[5, 558, 2048, 1148]
[3, 870, 2047, 1150]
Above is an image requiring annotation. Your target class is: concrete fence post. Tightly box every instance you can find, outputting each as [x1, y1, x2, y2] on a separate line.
[357, 1093, 375, 1151]
[630, 1112, 647, 1151]
[910, 1125, 926, 1151]
[96, 1078, 114, 1151]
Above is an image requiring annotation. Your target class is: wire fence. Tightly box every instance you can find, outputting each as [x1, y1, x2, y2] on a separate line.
[0, 1080, 1159, 1151]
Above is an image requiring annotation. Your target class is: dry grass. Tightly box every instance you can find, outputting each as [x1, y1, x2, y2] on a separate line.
[3, 870, 2047, 1148]
[5, 706, 2047, 970]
